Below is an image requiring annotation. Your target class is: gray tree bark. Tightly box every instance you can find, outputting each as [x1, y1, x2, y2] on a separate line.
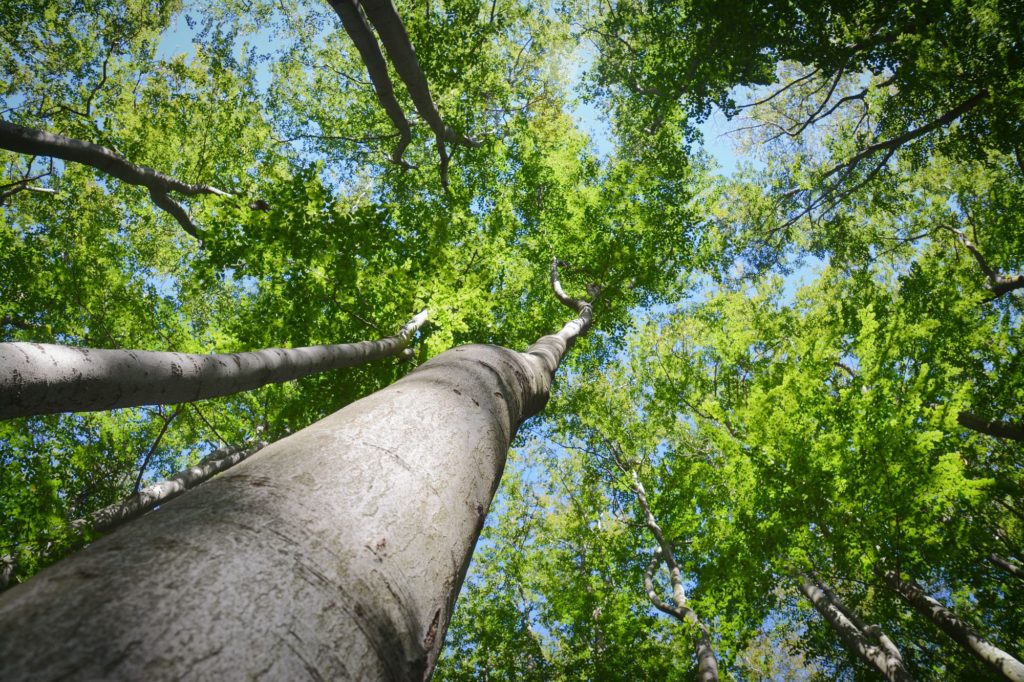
[0, 261, 591, 680]
[0, 120, 237, 238]
[326, 0, 480, 188]
[882, 570, 1024, 682]
[327, 0, 414, 167]
[357, 0, 479, 148]
[798, 575, 911, 682]
[0, 311, 427, 419]
[72, 440, 269, 534]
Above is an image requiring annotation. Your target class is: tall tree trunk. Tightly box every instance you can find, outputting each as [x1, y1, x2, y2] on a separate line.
[798, 575, 911, 682]
[622, 455, 718, 681]
[326, 0, 479, 188]
[882, 570, 1024, 682]
[0, 120, 233, 238]
[0, 311, 427, 419]
[0, 261, 591, 680]
[356, 0, 479, 149]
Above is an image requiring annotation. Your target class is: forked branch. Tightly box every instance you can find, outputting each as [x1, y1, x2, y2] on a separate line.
[0, 120, 235, 238]
[327, 0, 479, 187]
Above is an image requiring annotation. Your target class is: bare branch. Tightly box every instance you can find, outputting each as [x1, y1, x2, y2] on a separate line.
[736, 68, 820, 109]
[132, 408, 180, 493]
[822, 90, 988, 183]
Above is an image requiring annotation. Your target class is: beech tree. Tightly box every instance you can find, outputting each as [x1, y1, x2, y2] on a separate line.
[1, 0, 1022, 679]
[0, 261, 592, 679]
[0, 310, 426, 418]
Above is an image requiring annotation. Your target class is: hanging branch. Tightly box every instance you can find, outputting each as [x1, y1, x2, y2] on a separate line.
[357, 0, 479, 148]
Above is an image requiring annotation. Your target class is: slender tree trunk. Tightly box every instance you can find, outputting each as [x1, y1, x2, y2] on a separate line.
[623, 460, 718, 681]
[0, 261, 591, 680]
[0, 311, 427, 419]
[798, 575, 911, 682]
[72, 440, 269, 533]
[882, 570, 1024, 682]
[0, 120, 233, 237]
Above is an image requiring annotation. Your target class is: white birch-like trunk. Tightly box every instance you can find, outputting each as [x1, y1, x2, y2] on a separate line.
[883, 570, 1024, 682]
[0, 267, 590, 680]
[0, 311, 426, 419]
[798, 575, 911, 682]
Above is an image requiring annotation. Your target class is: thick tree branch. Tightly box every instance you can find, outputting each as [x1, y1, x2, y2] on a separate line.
[989, 554, 1024, 582]
[74, 439, 269, 534]
[327, 0, 414, 168]
[800, 574, 910, 681]
[524, 259, 594, 377]
[0, 309, 429, 419]
[0, 120, 237, 238]
[957, 411, 1024, 442]
[355, 0, 480, 149]
[0, 120, 230, 197]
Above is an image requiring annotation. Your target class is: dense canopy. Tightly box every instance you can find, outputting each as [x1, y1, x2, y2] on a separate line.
[1, 0, 1021, 679]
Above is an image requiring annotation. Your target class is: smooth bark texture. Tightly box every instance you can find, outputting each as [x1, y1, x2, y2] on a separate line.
[882, 570, 1024, 681]
[799, 575, 911, 682]
[0, 120, 232, 237]
[0, 311, 427, 419]
[0, 266, 590, 680]
[327, 0, 414, 166]
[356, 0, 479, 149]
[326, 0, 479, 186]
[72, 440, 269, 533]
